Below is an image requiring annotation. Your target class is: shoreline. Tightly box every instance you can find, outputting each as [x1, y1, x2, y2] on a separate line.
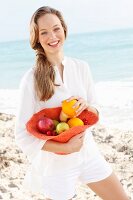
[0, 113, 133, 199]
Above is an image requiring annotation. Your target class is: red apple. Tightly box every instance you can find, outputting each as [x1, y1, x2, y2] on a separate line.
[37, 117, 55, 134]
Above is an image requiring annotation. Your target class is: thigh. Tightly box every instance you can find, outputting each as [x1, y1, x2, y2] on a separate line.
[87, 172, 129, 200]
[79, 153, 112, 183]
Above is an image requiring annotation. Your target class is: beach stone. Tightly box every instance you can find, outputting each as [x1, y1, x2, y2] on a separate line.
[127, 183, 132, 187]
[0, 186, 7, 193]
[0, 150, 7, 154]
[17, 158, 23, 163]
[0, 157, 10, 169]
[9, 177, 15, 180]
[10, 193, 14, 198]
[8, 182, 17, 188]
[117, 145, 128, 152]
[105, 134, 113, 141]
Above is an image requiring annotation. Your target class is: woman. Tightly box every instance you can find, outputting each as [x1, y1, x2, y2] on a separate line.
[15, 6, 129, 200]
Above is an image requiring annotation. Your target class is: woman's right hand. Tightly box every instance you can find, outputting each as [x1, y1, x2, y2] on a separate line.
[66, 132, 85, 153]
[42, 132, 85, 154]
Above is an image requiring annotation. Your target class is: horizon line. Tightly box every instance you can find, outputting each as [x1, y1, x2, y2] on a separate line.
[0, 26, 133, 44]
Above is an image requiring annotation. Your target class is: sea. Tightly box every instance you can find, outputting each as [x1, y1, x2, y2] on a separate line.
[0, 28, 133, 130]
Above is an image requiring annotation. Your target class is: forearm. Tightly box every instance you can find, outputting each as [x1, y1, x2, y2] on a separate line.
[41, 140, 69, 153]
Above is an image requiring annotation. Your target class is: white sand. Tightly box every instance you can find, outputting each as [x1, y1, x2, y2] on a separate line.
[0, 113, 133, 200]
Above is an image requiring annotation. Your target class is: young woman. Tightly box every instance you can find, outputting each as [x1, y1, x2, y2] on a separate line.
[15, 6, 129, 200]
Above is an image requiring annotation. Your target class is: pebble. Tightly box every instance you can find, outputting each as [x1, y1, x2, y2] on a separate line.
[8, 183, 17, 188]
[0, 186, 7, 193]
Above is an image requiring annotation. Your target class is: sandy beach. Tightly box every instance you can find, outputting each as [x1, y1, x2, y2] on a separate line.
[0, 113, 133, 200]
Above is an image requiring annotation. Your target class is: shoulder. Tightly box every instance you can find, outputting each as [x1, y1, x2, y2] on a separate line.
[66, 56, 88, 66]
[19, 67, 34, 89]
[65, 56, 90, 73]
[21, 67, 34, 83]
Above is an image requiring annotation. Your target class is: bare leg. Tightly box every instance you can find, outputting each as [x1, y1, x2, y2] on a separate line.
[87, 172, 129, 200]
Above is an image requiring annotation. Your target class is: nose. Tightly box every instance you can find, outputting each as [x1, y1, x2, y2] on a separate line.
[49, 31, 56, 40]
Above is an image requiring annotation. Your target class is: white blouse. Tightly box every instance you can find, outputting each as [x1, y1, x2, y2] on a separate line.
[15, 56, 100, 192]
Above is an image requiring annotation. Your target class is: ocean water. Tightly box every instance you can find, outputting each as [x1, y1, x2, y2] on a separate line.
[0, 28, 133, 130]
[1, 28, 133, 88]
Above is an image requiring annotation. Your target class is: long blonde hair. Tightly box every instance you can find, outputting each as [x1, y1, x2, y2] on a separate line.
[30, 6, 67, 101]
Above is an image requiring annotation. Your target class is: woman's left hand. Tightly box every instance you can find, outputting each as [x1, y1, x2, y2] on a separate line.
[66, 96, 90, 117]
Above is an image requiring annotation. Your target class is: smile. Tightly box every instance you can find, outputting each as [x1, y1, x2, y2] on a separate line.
[48, 40, 60, 47]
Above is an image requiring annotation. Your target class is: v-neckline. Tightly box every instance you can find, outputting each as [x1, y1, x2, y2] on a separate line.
[58, 64, 64, 83]
[54, 57, 66, 85]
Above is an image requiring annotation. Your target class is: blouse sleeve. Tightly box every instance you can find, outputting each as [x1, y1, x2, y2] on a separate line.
[83, 62, 100, 112]
[14, 72, 45, 162]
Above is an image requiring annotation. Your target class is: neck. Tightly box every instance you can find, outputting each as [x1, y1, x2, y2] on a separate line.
[46, 51, 64, 67]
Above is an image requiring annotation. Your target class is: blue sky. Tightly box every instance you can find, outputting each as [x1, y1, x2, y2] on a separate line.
[0, 0, 133, 42]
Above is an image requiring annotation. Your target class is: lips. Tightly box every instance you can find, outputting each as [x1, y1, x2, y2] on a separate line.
[48, 40, 60, 47]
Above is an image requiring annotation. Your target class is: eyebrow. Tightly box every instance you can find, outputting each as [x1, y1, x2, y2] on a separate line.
[39, 24, 60, 31]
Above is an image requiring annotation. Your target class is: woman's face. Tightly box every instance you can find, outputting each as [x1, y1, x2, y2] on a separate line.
[37, 14, 65, 56]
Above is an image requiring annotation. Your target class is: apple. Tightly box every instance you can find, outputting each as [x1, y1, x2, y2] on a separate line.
[52, 119, 59, 127]
[56, 122, 70, 134]
[37, 117, 55, 134]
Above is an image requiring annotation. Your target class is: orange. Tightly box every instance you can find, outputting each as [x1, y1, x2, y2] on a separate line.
[67, 117, 84, 128]
[62, 99, 79, 118]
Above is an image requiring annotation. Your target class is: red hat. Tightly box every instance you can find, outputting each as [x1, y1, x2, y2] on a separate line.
[26, 107, 99, 154]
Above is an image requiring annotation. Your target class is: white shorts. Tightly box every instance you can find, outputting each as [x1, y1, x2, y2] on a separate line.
[41, 153, 112, 200]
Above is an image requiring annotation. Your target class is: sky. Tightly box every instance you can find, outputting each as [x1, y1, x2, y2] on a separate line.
[0, 0, 133, 42]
